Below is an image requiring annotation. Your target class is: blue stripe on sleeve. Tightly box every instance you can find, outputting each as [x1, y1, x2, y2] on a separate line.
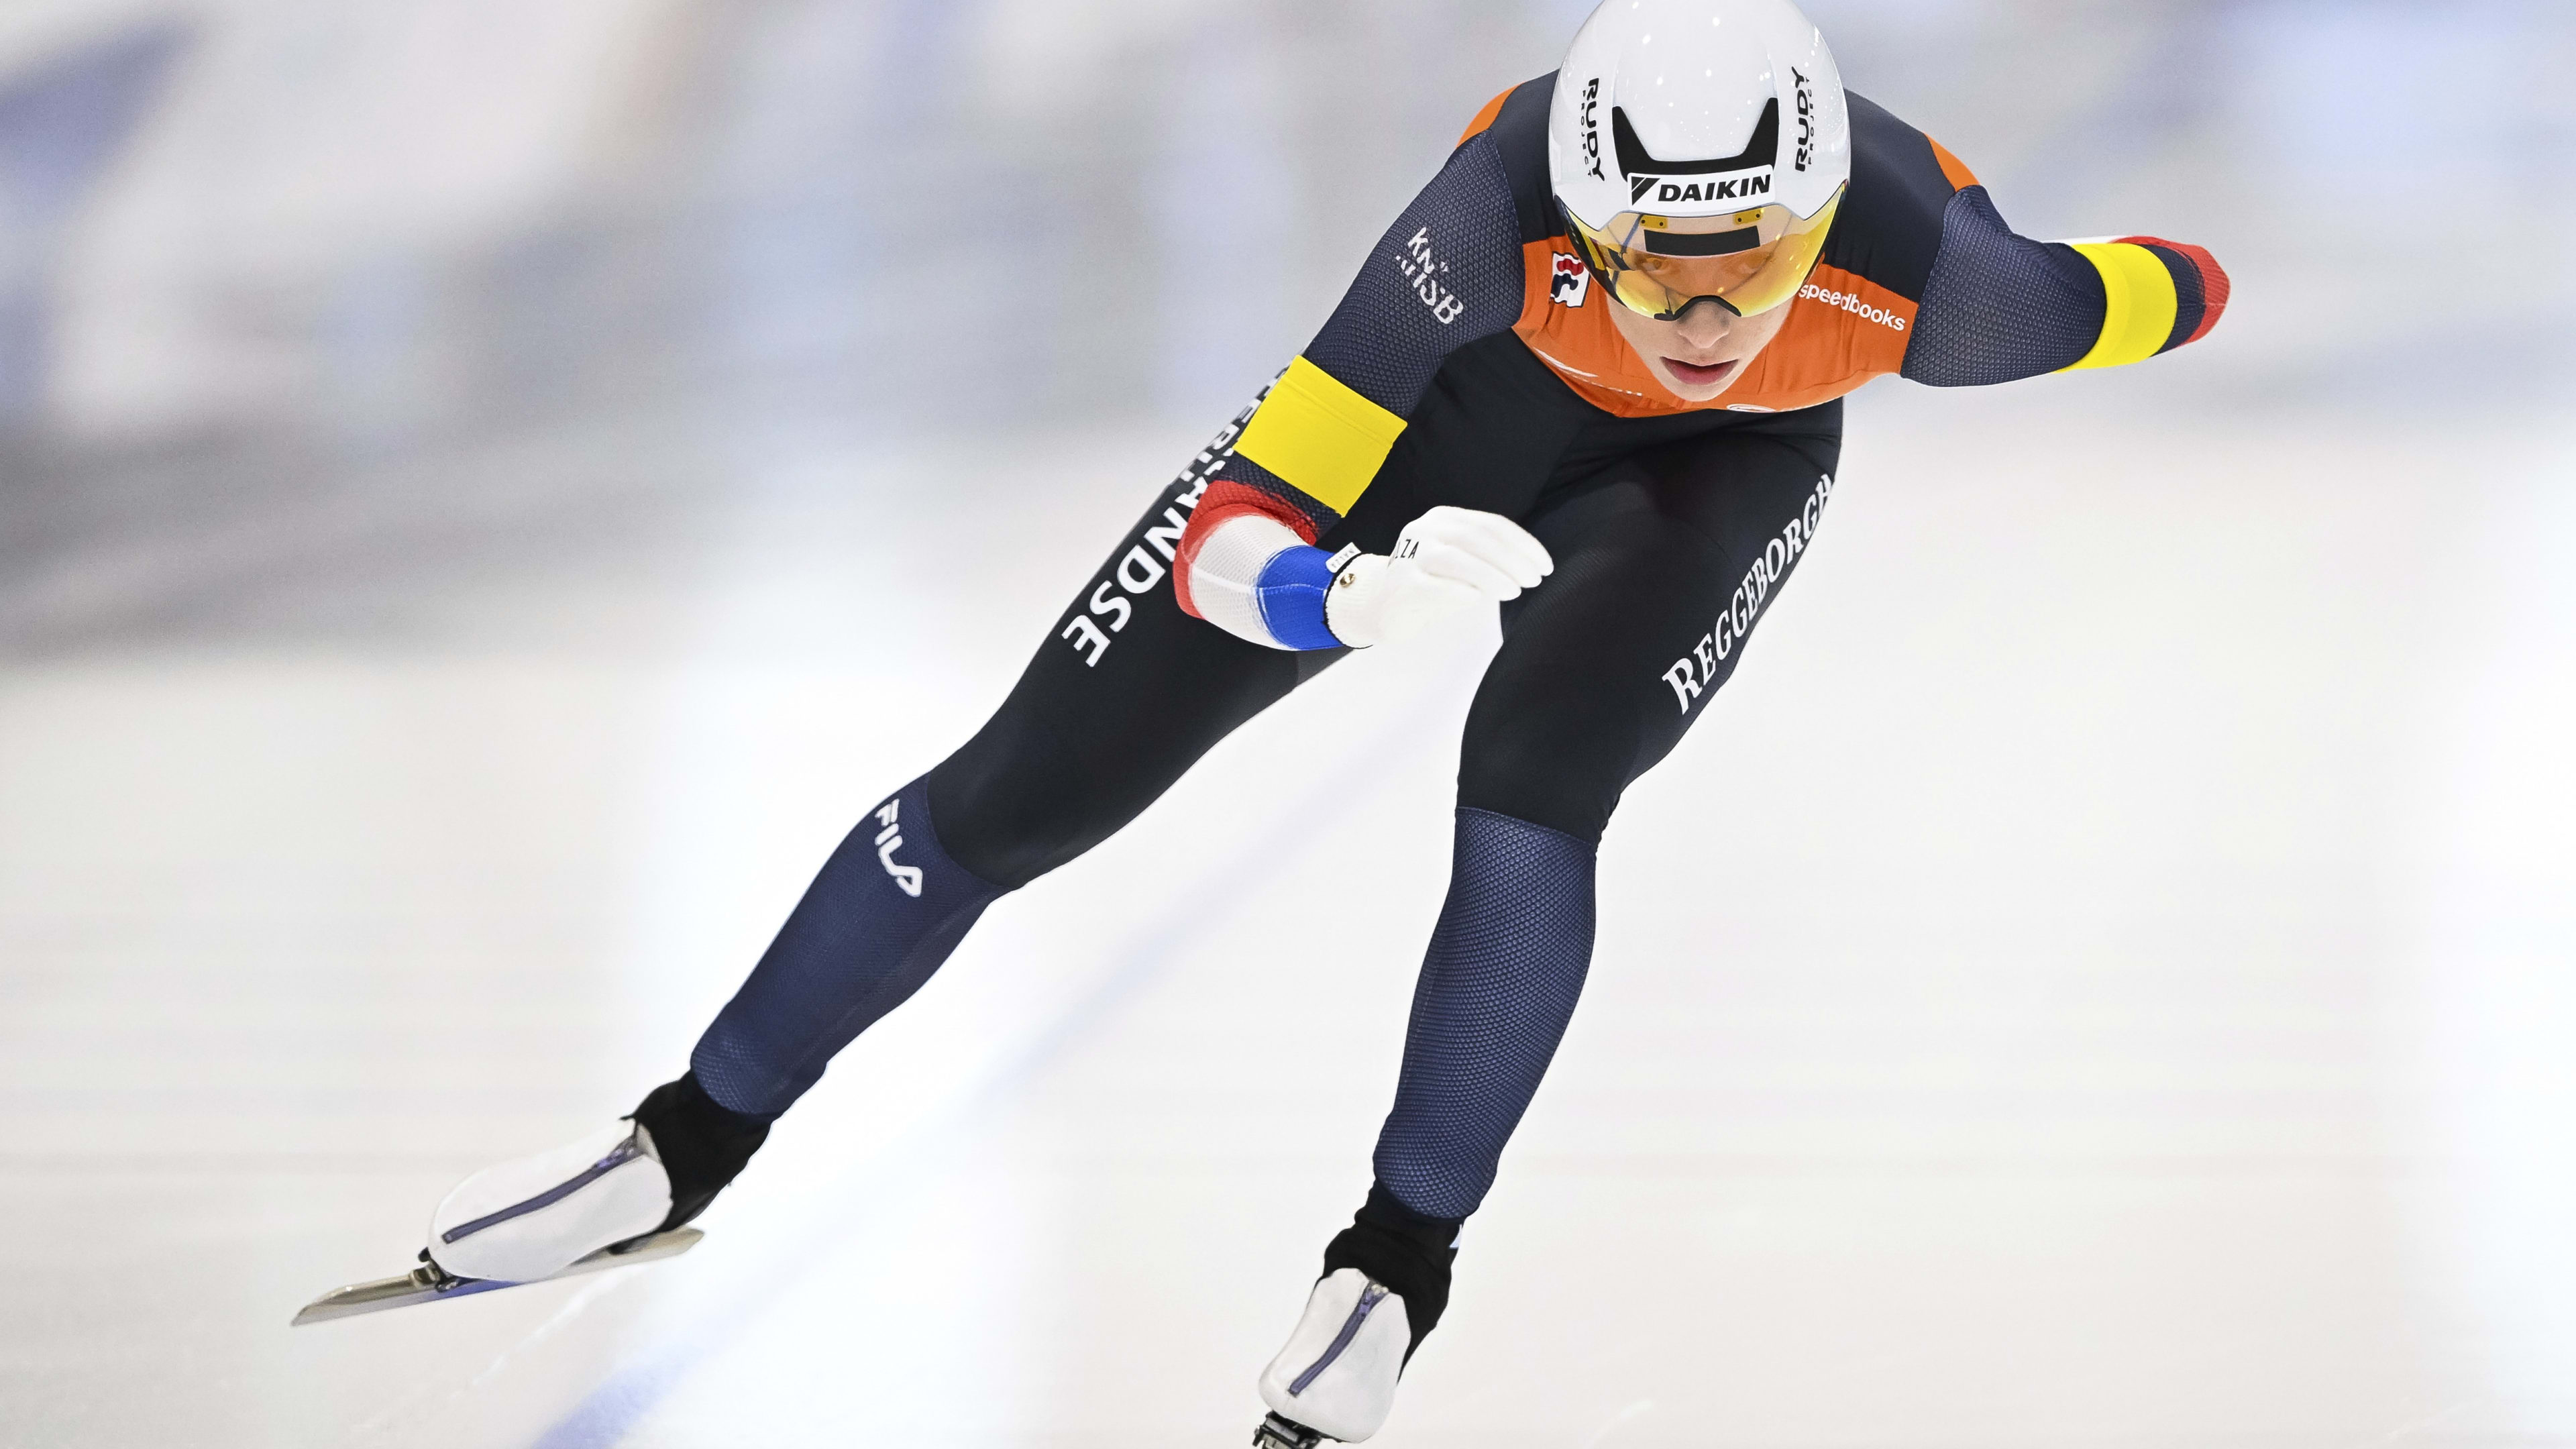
[1252, 545, 1343, 651]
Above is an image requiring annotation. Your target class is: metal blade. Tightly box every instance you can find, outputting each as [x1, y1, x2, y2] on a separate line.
[291, 1227, 702, 1326]
[1253, 1413, 1328, 1449]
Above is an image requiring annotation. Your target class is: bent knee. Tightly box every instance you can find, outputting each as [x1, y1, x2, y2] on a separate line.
[926, 710, 1177, 889]
[1454, 710, 1635, 844]
[926, 755, 1108, 892]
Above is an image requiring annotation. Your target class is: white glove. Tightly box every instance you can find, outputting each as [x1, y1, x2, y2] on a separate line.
[1324, 506, 1554, 648]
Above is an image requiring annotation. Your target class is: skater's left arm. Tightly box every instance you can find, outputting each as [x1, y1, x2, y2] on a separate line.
[1897, 162, 2231, 388]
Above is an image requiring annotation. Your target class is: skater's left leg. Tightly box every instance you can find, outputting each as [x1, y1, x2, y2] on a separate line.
[429, 447, 1330, 1283]
[1261, 411, 1843, 1443]
[684, 472, 1336, 1122]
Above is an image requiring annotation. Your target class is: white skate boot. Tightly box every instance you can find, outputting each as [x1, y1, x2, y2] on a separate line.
[1254, 1269, 1413, 1447]
[421, 1071, 768, 1285]
[427, 1119, 676, 1283]
[292, 1074, 770, 1324]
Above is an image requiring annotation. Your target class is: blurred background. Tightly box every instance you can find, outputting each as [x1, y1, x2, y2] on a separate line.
[3, 0, 2573, 1445]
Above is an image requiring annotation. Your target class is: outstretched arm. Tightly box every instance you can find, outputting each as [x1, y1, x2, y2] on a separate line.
[1900, 184, 2230, 388]
[1174, 112, 1530, 651]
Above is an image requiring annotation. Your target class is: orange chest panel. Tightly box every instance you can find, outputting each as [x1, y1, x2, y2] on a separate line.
[1509, 241, 1917, 418]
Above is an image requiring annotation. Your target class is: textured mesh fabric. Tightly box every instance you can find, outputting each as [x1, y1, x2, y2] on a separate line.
[1902, 186, 2107, 387]
[691, 776, 1004, 1118]
[1373, 808, 1597, 1220]
[1303, 133, 1525, 421]
[1177, 505, 1305, 641]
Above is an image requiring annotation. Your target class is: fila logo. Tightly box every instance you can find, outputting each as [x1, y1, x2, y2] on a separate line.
[1629, 172, 1772, 206]
[1549, 253, 1591, 307]
[873, 799, 924, 897]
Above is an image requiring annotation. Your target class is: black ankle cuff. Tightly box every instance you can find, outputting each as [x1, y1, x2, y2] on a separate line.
[1321, 1182, 1462, 1357]
[630, 1073, 771, 1231]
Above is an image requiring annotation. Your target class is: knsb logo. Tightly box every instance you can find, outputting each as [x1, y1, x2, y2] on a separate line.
[1550, 254, 1591, 307]
[1397, 227, 1467, 325]
[1629, 170, 1773, 207]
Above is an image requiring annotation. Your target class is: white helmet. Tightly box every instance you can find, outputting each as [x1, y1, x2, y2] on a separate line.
[1549, 0, 1852, 318]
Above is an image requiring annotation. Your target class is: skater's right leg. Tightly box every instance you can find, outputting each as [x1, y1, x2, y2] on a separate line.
[428, 453, 1338, 1280]
[1254, 409, 1844, 1443]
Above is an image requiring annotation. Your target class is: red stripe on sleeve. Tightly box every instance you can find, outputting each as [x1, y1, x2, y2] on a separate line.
[1172, 479, 1319, 621]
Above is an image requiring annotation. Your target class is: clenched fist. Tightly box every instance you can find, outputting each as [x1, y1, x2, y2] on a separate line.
[1325, 506, 1554, 648]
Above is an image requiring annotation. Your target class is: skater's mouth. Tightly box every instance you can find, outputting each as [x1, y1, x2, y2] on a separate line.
[1662, 357, 1739, 388]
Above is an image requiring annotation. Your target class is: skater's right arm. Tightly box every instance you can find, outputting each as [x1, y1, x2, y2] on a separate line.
[1173, 98, 1532, 651]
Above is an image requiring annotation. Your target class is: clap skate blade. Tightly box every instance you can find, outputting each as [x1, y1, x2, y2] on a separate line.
[290, 1227, 702, 1326]
[1253, 1411, 1327, 1449]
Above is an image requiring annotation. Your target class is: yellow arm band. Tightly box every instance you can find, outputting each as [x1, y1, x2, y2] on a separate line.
[1233, 356, 1408, 517]
[2065, 243, 2180, 372]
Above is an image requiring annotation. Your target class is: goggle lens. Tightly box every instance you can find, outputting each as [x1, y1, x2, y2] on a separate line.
[1569, 186, 1845, 322]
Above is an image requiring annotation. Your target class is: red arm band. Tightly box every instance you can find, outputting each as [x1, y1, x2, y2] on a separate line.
[1173, 480, 1321, 620]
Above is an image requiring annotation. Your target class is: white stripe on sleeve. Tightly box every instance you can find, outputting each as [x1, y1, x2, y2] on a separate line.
[1187, 513, 1306, 649]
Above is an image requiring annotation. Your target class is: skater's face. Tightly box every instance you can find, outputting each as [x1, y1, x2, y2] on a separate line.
[1607, 291, 1793, 402]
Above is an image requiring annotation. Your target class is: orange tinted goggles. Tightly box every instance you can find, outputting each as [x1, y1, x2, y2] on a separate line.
[1566, 185, 1845, 321]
